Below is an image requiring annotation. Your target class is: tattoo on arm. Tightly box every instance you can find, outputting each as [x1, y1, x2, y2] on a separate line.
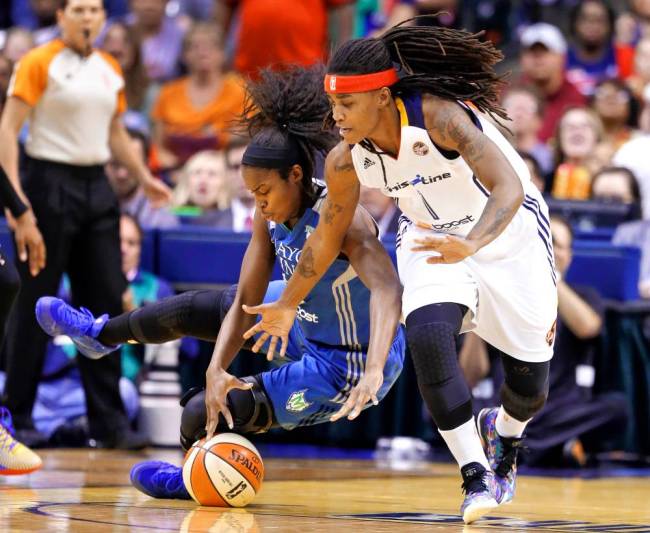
[297, 247, 317, 278]
[484, 206, 512, 237]
[323, 201, 344, 225]
[430, 104, 486, 166]
[469, 198, 514, 242]
[446, 113, 486, 165]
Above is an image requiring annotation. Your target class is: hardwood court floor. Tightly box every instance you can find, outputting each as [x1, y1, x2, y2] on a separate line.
[1, 448, 649, 532]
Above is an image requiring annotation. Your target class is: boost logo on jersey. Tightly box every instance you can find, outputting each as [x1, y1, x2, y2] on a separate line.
[386, 172, 451, 193]
[430, 214, 475, 231]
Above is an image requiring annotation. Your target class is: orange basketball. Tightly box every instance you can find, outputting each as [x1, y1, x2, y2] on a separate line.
[182, 433, 264, 507]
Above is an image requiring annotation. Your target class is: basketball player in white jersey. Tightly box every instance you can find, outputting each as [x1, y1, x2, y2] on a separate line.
[242, 20, 558, 524]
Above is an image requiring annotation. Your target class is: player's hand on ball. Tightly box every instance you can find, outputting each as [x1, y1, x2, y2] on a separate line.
[204, 368, 253, 438]
[331, 368, 383, 421]
[242, 301, 296, 361]
[411, 222, 479, 264]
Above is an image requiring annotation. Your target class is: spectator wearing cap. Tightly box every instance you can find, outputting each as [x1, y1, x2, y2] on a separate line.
[519, 22, 587, 143]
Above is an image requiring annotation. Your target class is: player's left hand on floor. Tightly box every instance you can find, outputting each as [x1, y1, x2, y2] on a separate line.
[242, 301, 296, 361]
[330, 370, 383, 422]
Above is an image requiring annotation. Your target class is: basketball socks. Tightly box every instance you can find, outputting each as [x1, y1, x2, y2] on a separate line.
[495, 406, 529, 438]
[439, 417, 490, 470]
[98, 312, 133, 346]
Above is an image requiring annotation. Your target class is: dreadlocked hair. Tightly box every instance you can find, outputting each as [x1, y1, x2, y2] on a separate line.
[239, 65, 338, 194]
[327, 17, 508, 122]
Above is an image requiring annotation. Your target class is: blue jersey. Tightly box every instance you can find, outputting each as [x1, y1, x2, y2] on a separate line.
[269, 183, 372, 351]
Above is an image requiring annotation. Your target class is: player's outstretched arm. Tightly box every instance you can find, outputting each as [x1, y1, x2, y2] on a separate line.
[242, 142, 361, 357]
[413, 96, 524, 264]
[205, 211, 275, 436]
[331, 207, 403, 421]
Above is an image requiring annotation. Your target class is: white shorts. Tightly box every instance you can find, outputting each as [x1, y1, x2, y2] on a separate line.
[396, 196, 558, 363]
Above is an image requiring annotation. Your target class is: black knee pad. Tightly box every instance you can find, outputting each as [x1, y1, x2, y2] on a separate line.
[500, 382, 548, 422]
[406, 320, 472, 430]
[179, 376, 275, 451]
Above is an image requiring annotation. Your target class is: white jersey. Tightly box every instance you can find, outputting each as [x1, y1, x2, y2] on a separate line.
[351, 95, 534, 237]
[351, 93, 558, 362]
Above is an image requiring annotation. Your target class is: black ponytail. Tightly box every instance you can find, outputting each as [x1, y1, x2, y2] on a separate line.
[328, 17, 508, 121]
[239, 66, 338, 193]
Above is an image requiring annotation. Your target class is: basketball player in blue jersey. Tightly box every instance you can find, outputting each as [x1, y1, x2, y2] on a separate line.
[34, 66, 405, 499]
[243, 21, 558, 524]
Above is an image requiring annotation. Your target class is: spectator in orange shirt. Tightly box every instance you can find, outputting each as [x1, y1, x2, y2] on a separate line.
[151, 21, 246, 170]
[215, 0, 354, 77]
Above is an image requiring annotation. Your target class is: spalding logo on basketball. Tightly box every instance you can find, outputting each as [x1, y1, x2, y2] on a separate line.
[182, 433, 264, 507]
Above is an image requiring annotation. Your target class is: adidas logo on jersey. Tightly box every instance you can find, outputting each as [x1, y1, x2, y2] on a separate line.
[363, 157, 375, 169]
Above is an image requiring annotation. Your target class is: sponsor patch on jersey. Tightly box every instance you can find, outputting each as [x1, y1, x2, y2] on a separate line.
[412, 141, 429, 156]
[429, 214, 475, 231]
[363, 157, 375, 169]
[286, 389, 312, 412]
[386, 173, 452, 193]
[305, 224, 315, 238]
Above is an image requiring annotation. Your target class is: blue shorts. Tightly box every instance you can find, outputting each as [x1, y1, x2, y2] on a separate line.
[257, 281, 405, 430]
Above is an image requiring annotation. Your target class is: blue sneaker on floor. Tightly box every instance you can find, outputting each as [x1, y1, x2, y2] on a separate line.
[459, 462, 502, 524]
[35, 297, 119, 360]
[477, 407, 523, 504]
[130, 461, 191, 500]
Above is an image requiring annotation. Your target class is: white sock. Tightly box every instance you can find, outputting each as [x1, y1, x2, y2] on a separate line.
[495, 406, 529, 438]
[438, 417, 490, 470]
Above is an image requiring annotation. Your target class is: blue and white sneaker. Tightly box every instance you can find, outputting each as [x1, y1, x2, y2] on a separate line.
[130, 461, 191, 500]
[459, 462, 502, 524]
[477, 407, 524, 504]
[35, 297, 118, 360]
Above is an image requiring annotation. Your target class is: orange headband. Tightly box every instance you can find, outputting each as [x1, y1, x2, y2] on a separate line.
[324, 69, 399, 94]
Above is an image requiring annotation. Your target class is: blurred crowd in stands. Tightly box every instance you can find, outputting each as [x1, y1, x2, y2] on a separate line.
[1, 0, 650, 464]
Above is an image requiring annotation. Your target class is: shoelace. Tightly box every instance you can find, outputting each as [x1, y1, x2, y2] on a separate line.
[0, 407, 15, 436]
[59, 305, 95, 336]
[0, 425, 18, 452]
[496, 438, 525, 478]
[153, 465, 185, 492]
[461, 472, 488, 495]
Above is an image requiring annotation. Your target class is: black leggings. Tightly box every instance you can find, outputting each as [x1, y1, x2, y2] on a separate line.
[98, 286, 236, 346]
[406, 302, 550, 430]
[0, 248, 20, 351]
